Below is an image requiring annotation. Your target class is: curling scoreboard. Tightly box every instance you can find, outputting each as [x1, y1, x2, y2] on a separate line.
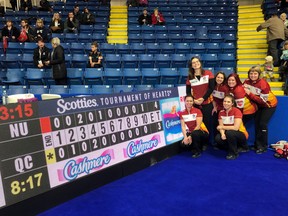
[0, 87, 184, 208]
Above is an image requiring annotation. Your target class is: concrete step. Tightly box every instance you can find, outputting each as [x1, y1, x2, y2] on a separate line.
[238, 35, 266, 40]
[109, 20, 127, 25]
[238, 44, 267, 49]
[239, 5, 261, 9]
[272, 90, 284, 96]
[107, 39, 128, 44]
[239, 19, 264, 25]
[237, 49, 266, 54]
[238, 13, 264, 19]
[238, 39, 266, 44]
[238, 31, 265, 36]
[238, 25, 261, 30]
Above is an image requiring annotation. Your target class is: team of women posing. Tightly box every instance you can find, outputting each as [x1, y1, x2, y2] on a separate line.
[180, 57, 277, 160]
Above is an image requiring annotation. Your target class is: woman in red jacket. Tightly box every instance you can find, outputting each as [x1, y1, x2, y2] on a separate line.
[151, 8, 165, 25]
[227, 73, 257, 122]
[186, 57, 214, 143]
[179, 95, 209, 158]
[243, 66, 278, 154]
[215, 95, 249, 160]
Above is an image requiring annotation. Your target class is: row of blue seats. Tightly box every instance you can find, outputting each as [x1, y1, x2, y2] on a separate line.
[128, 25, 237, 34]
[128, 5, 238, 10]
[3, 42, 236, 55]
[2, 66, 236, 87]
[0, 52, 237, 69]
[1, 84, 178, 96]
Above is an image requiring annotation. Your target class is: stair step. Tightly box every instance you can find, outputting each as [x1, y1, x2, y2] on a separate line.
[238, 25, 262, 30]
[238, 35, 266, 40]
[239, 19, 264, 25]
[107, 39, 128, 44]
[239, 5, 261, 9]
[272, 90, 284, 96]
[238, 14, 263, 19]
[238, 49, 266, 54]
[238, 60, 262, 65]
[238, 31, 265, 36]
[238, 39, 266, 44]
[109, 20, 127, 25]
[238, 44, 267, 49]
[269, 82, 284, 88]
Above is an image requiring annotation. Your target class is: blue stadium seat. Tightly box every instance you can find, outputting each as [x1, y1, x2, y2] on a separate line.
[49, 85, 69, 94]
[29, 85, 49, 94]
[6, 42, 23, 54]
[159, 68, 180, 84]
[21, 53, 34, 68]
[141, 68, 160, 85]
[90, 85, 113, 95]
[138, 54, 155, 68]
[201, 54, 219, 67]
[190, 43, 206, 54]
[23, 42, 37, 54]
[145, 43, 161, 54]
[134, 85, 154, 91]
[220, 43, 236, 54]
[160, 43, 175, 54]
[103, 68, 123, 85]
[155, 33, 169, 43]
[104, 54, 121, 68]
[116, 44, 131, 54]
[182, 33, 197, 43]
[123, 68, 142, 85]
[218, 53, 236, 67]
[141, 25, 154, 34]
[67, 68, 83, 85]
[154, 25, 168, 34]
[171, 54, 187, 68]
[64, 54, 72, 68]
[142, 33, 156, 43]
[100, 43, 115, 54]
[130, 43, 146, 54]
[2, 68, 25, 85]
[71, 54, 88, 68]
[154, 54, 171, 68]
[154, 84, 174, 89]
[84, 68, 103, 85]
[179, 67, 188, 84]
[122, 54, 138, 68]
[205, 43, 222, 54]
[128, 33, 142, 43]
[80, 25, 94, 34]
[174, 43, 191, 54]
[70, 43, 85, 54]
[25, 68, 45, 86]
[208, 33, 224, 43]
[222, 34, 237, 42]
[69, 85, 90, 95]
[169, 33, 183, 43]
[2, 54, 22, 68]
[6, 85, 28, 95]
[65, 34, 79, 43]
[214, 67, 235, 76]
[113, 85, 135, 93]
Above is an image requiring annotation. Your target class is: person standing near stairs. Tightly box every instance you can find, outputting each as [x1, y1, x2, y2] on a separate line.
[256, 13, 285, 67]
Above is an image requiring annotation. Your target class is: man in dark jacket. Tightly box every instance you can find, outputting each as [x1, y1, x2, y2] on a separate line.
[33, 38, 51, 68]
[138, 8, 152, 25]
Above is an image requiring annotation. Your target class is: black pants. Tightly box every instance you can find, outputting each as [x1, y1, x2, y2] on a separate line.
[195, 102, 213, 143]
[180, 130, 209, 154]
[254, 107, 276, 151]
[268, 39, 283, 66]
[215, 130, 247, 156]
[55, 78, 67, 85]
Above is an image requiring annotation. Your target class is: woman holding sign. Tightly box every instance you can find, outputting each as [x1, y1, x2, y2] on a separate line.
[215, 95, 249, 160]
[243, 66, 277, 154]
[179, 95, 209, 158]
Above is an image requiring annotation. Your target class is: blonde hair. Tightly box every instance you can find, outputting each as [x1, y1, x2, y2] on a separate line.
[51, 37, 61, 46]
[52, 13, 61, 21]
[36, 19, 44, 27]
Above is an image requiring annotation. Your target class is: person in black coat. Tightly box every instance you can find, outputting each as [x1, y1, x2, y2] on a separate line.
[138, 8, 152, 25]
[81, 7, 95, 25]
[2, 20, 20, 42]
[44, 37, 67, 85]
[10, 0, 17, 11]
[33, 38, 51, 68]
[20, 0, 32, 11]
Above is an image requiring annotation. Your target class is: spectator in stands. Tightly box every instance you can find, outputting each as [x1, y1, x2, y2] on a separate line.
[64, 12, 80, 34]
[138, 8, 152, 25]
[278, 40, 288, 82]
[0, 3, 5, 16]
[33, 38, 51, 68]
[212, 71, 229, 138]
[44, 37, 67, 85]
[151, 8, 165, 25]
[243, 66, 278, 154]
[256, 13, 285, 66]
[10, 0, 17, 11]
[49, 13, 64, 33]
[227, 73, 257, 124]
[1, 20, 20, 42]
[73, 5, 82, 22]
[81, 7, 95, 25]
[20, 19, 36, 42]
[20, 0, 32, 11]
[87, 41, 103, 68]
[39, 0, 53, 12]
[35, 18, 50, 43]
[186, 56, 214, 148]
[215, 94, 249, 160]
[179, 95, 209, 158]
[280, 12, 288, 27]
[138, 0, 148, 7]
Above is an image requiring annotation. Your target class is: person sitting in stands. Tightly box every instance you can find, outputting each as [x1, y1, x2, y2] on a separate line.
[35, 19, 50, 42]
[33, 38, 51, 69]
[19, 19, 36, 42]
[39, 0, 53, 12]
[138, 8, 151, 25]
[151, 8, 165, 25]
[2, 20, 20, 42]
[73, 4, 82, 22]
[20, 0, 32, 11]
[49, 13, 64, 33]
[81, 7, 95, 25]
[64, 12, 80, 34]
[87, 41, 103, 68]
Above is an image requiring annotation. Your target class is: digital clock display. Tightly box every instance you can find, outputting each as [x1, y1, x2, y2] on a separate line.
[0, 87, 184, 208]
